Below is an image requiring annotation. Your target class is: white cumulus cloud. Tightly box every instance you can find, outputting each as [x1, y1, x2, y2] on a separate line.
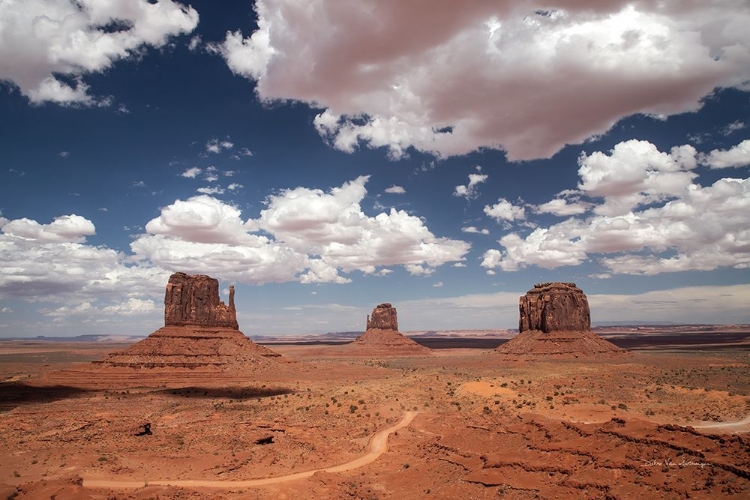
[0, 215, 169, 303]
[213, 0, 750, 160]
[461, 226, 490, 235]
[132, 177, 470, 284]
[484, 199, 525, 223]
[454, 172, 488, 200]
[0, 0, 198, 105]
[701, 139, 750, 169]
[482, 139, 750, 274]
[181, 167, 202, 178]
[2, 214, 95, 243]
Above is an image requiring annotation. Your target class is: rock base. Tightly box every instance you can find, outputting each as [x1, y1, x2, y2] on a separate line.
[496, 329, 626, 359]
[344, 328, 431, 356]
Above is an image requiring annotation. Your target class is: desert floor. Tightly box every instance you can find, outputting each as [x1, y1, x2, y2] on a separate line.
[1, 339, 749, 499]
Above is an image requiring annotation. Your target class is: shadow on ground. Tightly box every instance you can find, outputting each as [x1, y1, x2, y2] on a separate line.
[0, 382, 88, 412]
[154, 386, 295, 399]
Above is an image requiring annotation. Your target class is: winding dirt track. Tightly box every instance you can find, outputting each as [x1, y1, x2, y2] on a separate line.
[692, 413, 750, 433]
[83, 411, 418, 490]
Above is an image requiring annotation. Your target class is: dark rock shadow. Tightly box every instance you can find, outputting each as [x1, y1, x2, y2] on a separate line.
[0, 382, 88, 412]
[154, 386, 295, 399]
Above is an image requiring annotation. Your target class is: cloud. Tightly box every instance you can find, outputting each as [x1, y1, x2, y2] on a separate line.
[141, 195, 252, 245]
[588, 285, 750, 324]
[2, 214, 95, 243]
[701, 139, 750, 169]
[227, 183, 244, 191]
[433, 281, 443, 288]
[454, 172, 488, 200]
[532, 198, 591, 216]
[188, 35, 202, 52]
[385, 185, 406, 194]
[482, 139, 750, 274]
[0, 0, 198, 105]
[197, 186, 226, 195]
[577, 140, 699, 216]
[722, 121, 746, 136]
[205, 138, 234, 154]
[132, 177, 470, 284]
[0, 215, 168, 305]
[101, 298, 158, 315]
[248, 176, 470, 279]
[214, 1, 750, 160]
[484, 198, 525, 222]
[58, 151, 70, 158]
[461, 226, 489, 235]
[181, 167, 202, 178]
[230, 147, 254, 160]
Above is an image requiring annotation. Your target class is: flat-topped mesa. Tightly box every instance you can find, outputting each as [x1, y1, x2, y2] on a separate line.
[164, 272, 238, 329]
[366, 303, 399, 331]
[519, 282, 590, 333]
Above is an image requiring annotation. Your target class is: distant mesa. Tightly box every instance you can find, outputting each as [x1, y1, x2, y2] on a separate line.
[48, 272, 281, 388]
[497, 282, 625, 359]
[345, 303, 430, 356]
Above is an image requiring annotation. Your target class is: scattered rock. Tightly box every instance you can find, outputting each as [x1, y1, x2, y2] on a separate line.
[135, 423, 152, 436]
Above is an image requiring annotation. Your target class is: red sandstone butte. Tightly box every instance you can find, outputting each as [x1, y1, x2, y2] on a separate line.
[47, 272, 281, 387]
[498, 282, 624, 359]
[346, 303, 430, 356]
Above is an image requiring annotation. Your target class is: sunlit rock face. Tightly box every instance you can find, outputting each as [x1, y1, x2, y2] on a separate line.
[164, 272, 238, 329]
[366, 303, 399, 331]
[497, 282, 624, 359]
[519, 282, 590, 334]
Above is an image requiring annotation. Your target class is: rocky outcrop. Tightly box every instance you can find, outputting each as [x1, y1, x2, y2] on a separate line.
[498, 282, 625, 359]
[344, 303, 430, 356]
[519, 282, 590, 333]
[85, 272, 281, 379]
[165, 272, 238, 329]
[366, 303, 399, 331]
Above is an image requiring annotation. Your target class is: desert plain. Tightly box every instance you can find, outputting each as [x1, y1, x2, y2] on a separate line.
[1, 276, 749, 499]
[0, 330, 749, 499]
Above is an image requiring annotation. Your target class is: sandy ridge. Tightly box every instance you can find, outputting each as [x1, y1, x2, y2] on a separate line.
[83, 411, 418, 490]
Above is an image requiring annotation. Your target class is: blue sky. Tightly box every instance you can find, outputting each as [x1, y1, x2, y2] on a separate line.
[1, 0, 749, 337]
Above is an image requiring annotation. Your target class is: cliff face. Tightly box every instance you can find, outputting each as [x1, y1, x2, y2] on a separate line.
[348, 302, 429, 355]
[366, 303, 399, 331]
[164, 272, 238, 329]
[519, 282, 590, 333]
[498, 282, 624, 359]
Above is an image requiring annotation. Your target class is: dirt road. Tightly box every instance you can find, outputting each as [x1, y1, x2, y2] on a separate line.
[692, 412, 750, 433]
[83, 411, 418, 489]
